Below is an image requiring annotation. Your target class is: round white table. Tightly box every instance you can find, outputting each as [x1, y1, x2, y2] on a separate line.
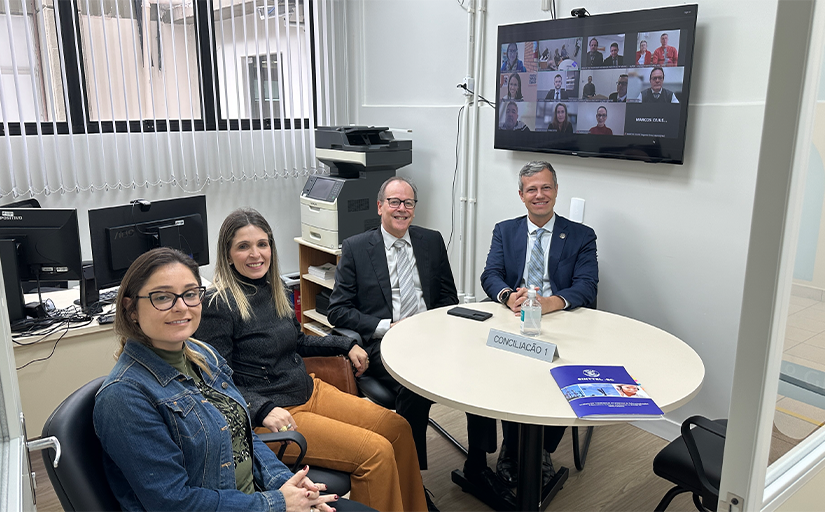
[380, 302, 705, 510]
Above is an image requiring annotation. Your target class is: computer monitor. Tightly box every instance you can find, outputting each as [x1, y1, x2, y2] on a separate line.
[0, 208, 83, 322]
[88, 195, 209, 290]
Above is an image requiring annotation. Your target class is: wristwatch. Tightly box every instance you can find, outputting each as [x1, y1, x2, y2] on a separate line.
[500, 288, 513, 305]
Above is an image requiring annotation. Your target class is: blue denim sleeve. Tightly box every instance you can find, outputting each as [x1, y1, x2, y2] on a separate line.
[94, 380, 286, 512]
[251, 431, 293, 491]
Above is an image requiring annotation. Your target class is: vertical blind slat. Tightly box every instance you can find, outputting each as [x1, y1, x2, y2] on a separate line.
[35, 0, 66, 192]
[95, 0, 123, 189]
[124, 0, 148, 188]
[229, 0, 247, 178]
[110, 0, 136, 189]
[19, 0, 50, 194]
[176, 1, 199, 187]
[251, 0, 266, 178]
[0, 39, 18, 195]
[202, 0, 224, 184]
[3, 2, 33, 194]
[165, 0, 188, 187]
[271, 0, 289, 176]
[261, 0, 279, 178]
[216, 0, 234, 183]
[240, 0, 256, 179]
[291, 0, 307, 173]
[301, 0, 316, 172]
[51, 0, 84, 191]
[82, 0, 109, 188]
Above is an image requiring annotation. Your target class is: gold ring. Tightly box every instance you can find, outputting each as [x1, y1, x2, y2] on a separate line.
[279, 425, 288, 432]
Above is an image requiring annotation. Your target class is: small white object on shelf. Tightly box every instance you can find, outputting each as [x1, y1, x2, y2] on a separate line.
[308, 262, 337, 280]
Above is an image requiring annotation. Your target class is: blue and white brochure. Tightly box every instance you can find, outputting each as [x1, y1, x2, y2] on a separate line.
[550, 365, 663, 419]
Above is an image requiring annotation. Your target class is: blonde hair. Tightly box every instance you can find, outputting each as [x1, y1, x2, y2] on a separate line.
[113, 247, 216, 377]
[211, 208, 293, 321]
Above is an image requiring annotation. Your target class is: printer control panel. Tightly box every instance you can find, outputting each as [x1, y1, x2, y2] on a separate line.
[302, 176, 344, 203]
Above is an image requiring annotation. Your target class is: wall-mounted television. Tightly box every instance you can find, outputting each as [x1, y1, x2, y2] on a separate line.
[495, 5, 698, 164]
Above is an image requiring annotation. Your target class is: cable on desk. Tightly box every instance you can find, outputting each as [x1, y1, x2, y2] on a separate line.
[12, 305, 95, 343]
[16, 322, 71, 370]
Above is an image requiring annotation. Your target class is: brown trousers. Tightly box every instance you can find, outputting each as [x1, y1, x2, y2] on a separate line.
[280, 378, 426, 512]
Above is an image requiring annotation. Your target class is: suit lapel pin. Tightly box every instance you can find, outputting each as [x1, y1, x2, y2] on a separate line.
[559, 233, 567, 239]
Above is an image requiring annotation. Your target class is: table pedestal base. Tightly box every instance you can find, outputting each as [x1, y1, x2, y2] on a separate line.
[450, 467, 568, 511]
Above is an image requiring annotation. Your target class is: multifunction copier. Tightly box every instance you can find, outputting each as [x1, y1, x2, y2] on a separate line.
[301, 126, 412, 249]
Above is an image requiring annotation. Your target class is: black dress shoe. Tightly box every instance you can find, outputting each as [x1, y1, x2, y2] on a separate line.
[542, 449, 556, 487]
[424, 487, 439, 512]
[495, 444, 518, 488]
[463, 464, 516, 508]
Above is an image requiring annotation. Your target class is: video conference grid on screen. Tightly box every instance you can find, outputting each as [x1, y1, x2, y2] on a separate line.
[495, 6, 697, 164]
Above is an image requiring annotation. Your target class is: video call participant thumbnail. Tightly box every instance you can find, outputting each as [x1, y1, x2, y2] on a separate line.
[602, 42, 623, 67]
[651, 33, 678, 67]
[636, 40, 652, 65]
[609, 74, 629, 102]
[549, 103, 573, 134]
[585, 38, 604, 68]
[500, 101, 531, 131]
[637, 67, 679, 103]
[582, 75, 595, 99]
[545, 74, 569, 100]
[503, 73, 523, 101]
[589, 106, 613, 135]
[501, 42, 527, 73]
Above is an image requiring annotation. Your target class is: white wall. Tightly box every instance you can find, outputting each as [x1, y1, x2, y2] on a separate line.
[345, 0, 780, 436]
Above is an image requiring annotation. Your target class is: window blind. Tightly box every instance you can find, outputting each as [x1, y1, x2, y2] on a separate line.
[0, 0, 339, 199]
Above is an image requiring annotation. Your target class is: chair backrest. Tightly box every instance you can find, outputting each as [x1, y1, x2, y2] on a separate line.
[41, 376, 121, 512]
[303, 355, 359, 395]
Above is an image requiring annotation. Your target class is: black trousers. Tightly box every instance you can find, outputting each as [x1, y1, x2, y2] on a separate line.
[467, 417, 566, 456]
[503, 420, 566, 453]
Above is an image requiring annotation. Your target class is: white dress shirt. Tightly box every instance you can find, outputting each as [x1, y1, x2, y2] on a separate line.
[373, 226, 426, 338]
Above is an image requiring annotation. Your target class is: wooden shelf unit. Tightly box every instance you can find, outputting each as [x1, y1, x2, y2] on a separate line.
[295, 237, 341, 335]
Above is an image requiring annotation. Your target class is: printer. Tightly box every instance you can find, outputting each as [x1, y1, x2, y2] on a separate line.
[301, 126, 412, 249]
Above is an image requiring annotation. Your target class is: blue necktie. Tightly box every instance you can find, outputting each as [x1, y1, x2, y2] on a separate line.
[527, 228, 545, 290]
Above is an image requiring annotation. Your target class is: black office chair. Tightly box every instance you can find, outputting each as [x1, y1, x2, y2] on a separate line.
[334, 327, 469, 455]
[652, 416, 727, 512]
[40, 377, 350, 511]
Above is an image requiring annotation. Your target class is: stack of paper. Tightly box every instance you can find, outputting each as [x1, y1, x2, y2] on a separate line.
[308, 262, 336, 280]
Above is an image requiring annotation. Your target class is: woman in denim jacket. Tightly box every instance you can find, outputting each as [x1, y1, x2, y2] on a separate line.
[93, 248, 345, 512]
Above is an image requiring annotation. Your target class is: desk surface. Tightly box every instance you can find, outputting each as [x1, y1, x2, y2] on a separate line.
[381, 302, 704, 427]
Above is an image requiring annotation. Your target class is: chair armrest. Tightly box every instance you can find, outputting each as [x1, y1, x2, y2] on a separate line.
[681, 416, 726, 497]
[332, 327, 362, 345]
[257, 429, 309, 472]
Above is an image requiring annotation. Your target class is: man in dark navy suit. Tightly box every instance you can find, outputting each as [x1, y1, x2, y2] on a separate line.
[479, 160, 599, 489]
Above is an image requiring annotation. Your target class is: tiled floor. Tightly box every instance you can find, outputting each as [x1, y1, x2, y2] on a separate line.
[772, 294, 825, 462]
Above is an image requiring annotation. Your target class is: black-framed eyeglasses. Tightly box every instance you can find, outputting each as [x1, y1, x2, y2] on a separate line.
[137, 287, 206, 311]
[384, 197, 418, 209]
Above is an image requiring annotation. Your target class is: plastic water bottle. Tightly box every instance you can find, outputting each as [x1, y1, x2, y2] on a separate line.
[520, 287, 542, 336]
